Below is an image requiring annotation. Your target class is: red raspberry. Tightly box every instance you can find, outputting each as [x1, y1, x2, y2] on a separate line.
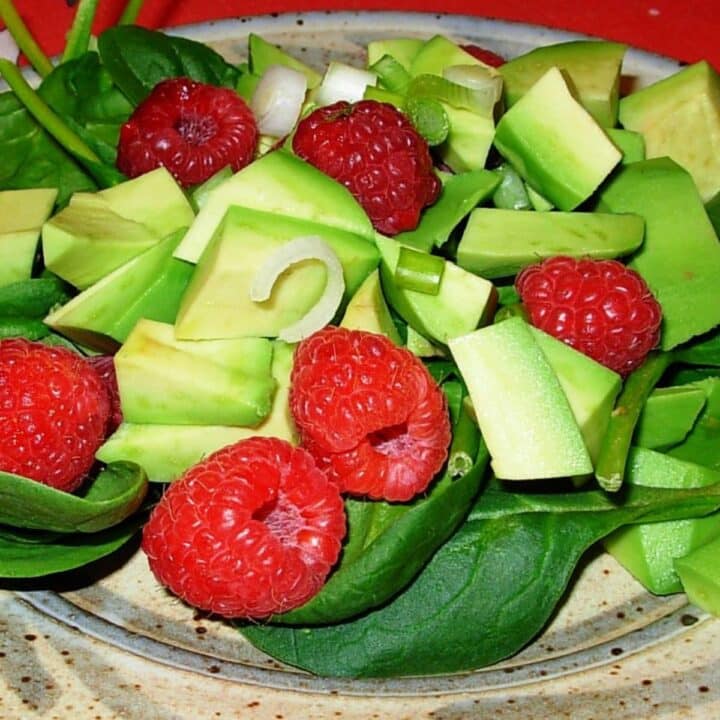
[141, 437, 345, 619]
[290, 327, 451, 502]
[515, 256, 663, 377]
[116, 77, 258, 187]
[460, 44, 506, 67]
[0, 338, 111, 492]
[292, 100, 440, 235]
[87, 355, 123, 434]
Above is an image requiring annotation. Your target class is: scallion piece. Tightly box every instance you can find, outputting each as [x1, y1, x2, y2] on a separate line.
[62, 0, 101, 63]
[0, 0, 52, 77]
[369, 53, 412, 95]
[404, 96, 449, 146]
[395, 246, 445, 295]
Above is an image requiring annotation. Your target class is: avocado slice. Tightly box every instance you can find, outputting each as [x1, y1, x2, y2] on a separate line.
[674, 534, 720, 617]
[597, 157, 720, 349]
[437, 102, 496, 173]
[340, 269, 401, 343]
[248, 33, 322, 88]
[635, 385, 707, 450]
[605, 128, 646, 164]
[367, 37, 424, 71]
[494, 67, 622, 211]
[449, 316, 592, 480]
[457, 208, 644, 278]
[175, 205, 379, 340]
[173, 149, 375, 264]
[409, 35, 492, 76]
[619, 61, 720, 202]
[0, 188, 57, 287]
[499, 40, 627, 127]
[115, 319, 275, 427]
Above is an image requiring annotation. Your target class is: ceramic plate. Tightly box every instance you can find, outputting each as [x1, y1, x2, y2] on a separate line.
[5, 11, 720, 720]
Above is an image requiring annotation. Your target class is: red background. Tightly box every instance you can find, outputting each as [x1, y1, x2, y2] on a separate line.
[3, 1, 719, 69]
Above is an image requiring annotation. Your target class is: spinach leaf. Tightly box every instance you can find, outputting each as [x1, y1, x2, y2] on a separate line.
[97, 26, 239, 106]
[242, 479, 720, 677]
[675, 326, 720, 367]
[0, 514, 143, 579]
[0, 462, 148, 533]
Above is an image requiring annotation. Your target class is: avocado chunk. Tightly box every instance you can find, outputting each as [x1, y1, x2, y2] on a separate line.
[44, 229, 193, 350]
[115, 319, 275, 426]
[175, 205, 378, 340]
[367, 37, 424, 71]
[605, 128, 646, 165]
[674, 534, 720, 617]
[499, 40, 626, 127]
[597, 157, 720, 349]
[494, 67, 622, 210]
[635, 385, 707, 450]
[457, 208, 644, 278]
[409, 35, 491, 77]
[248, 33, 322, 88]
[376, 234, 495, 345]
[619, 61, 720, 202]
[98, 340, 297, 482]
[449, 317, 593, 480]
[173, 150, 375, 264]
[604, 447, 720, 595]
[340, 269, 402, 343]
[0, 188, 57, 287]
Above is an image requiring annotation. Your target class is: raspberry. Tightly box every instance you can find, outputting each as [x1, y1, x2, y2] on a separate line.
[116, 77, 258, 187]
[290, 327, 451, 502]
[0, 338, 111, 492]
[292, 100, 440, 235]
[141, 437, 345, 619]
[460, 44, 506, 67]
[87, 355, 123, 434]
[515, 256, 663, 377]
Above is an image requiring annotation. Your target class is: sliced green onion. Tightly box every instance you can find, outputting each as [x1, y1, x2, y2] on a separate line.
[250, 236, 346, 343]
[369, 53, 412, 95]
[363, 84, 404, 108]
[0, 0, 52, 77]
[404, 96, 449, 146]
[395, 246, 445, 295]
[251, 64, 308, 137]
[117, 0, 146, 25]
[443, 64, 503, 104]
[62, 0, 100, 63]
[315, 61, 377, 106]
[408, 73, 499, 116]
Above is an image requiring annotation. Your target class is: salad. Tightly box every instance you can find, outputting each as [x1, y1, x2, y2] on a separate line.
[1, 0, 720, 682]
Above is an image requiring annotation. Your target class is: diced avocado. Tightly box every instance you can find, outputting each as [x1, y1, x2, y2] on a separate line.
[674, 535, 720, 617]
[436, 102, 496, 173]
[706, 190, 720, 237]
[340, 269, 401, 343]
[42, 201, 162, 290]
[173, 150, 374, 263]
[376, 234, 495, 345]
[499, 40, 626, 127]
[175, 206, 378, 340]
[449, 317, 592, 480]
[604, 447, 720, 594]
[526, 185, 554, 211]
[115, 319, 275, 426]
[457, 208, 644, 278]
[363, 85, 405, 108]
[597, 157, 720, 349]
[409, 35, 491, 77]
[367, 37, 424, 71]
[190, 166, 233, 211]
[0, 188, 57, 287]
[494, 67, 622, 210]
[248, 33, 322, 88]
[44, 229, 193, 350]
[97, 340, 297, 482]
[619, 61, 720, 202]
[492, 163, 532, 211]
[405, 325, 445, 357]
[394, 169, 499, 252]
[605, 128, 646, 165]
[531, 326, 622, 463]
[635, 385, 707, 450]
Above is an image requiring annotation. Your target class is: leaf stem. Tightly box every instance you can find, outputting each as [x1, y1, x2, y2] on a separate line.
[0, 0, 53, 77]
[595, 351, 674, 492]
[62, 0, 101, 63]
[0, 58, 100, 164]
[117, 0, 146, 25]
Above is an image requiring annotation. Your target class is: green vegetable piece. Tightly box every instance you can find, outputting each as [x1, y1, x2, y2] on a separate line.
[0, 0, 53, 77]
[190, 166, 233, 212]
[117, 0, 144, 25]
[0, 276, 71, 318]
[597, 158, 720, 350]
[0, 461, 147, 533]
[404, 96, 448, 146]
[409, 35, 488, 77]
[248, 33, 322, 89]
[675, 327, 720, 367]
[437, 101, 495, 173]
[369, 54, 412, 94]
[605, 127, 646, 164]
[340, 269, 402, 343]
[367, 38, 424, 71]
[492, 163, 531, 210]
[706, 190, 720, 236]
[62, 0, 101, 63]
[526, 184, 554, 211]
[635, 385, 707, 450]
[394, 246, 445, 295]
[404, 325, 445, 358]
[0, 316, 49, 340]
[675, 534, 720, 616]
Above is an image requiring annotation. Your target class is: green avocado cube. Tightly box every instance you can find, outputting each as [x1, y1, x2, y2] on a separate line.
[635, 385, 707, 450]
[675, 535, 720, 617]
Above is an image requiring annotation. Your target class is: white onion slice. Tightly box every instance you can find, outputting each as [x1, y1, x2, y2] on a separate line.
[443, 64, 503, 106]
[250, 235, 346, 343]
[251, 64, 308, 137]
[315, 61, 377, 106]
[0, 30, 19, 63]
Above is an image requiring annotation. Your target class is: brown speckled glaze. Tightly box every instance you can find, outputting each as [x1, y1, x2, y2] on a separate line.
[2, 11, 718, 719]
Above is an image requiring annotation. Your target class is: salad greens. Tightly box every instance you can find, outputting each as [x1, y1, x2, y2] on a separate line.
[1, 0, 720, 680]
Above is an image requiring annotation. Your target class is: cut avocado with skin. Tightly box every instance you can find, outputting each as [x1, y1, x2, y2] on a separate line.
[115, 319, 275, 426]
[499, 40, 627, 127]
[376, 234, 495, 345]
[175, 205, 379, 340]
[340, 269, 401, 343]
[449, 317, 593, 480]
[457, 208, 644, 278]
[635, 385, 707, 450]
[597, 157, 720, 349]
[0, 188, 57, 287]
[494, 67, 622, 211]
[98, 340, 297, 482]
[604, 447, 720, 595]
[674, 534, 720, 617]
[173, 150, 375, 264]
[619, 61, 720, 202]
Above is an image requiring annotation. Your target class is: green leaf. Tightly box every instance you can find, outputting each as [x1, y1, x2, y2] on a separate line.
[0, 462, 148, 533]
[675, 327, 720, 367]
